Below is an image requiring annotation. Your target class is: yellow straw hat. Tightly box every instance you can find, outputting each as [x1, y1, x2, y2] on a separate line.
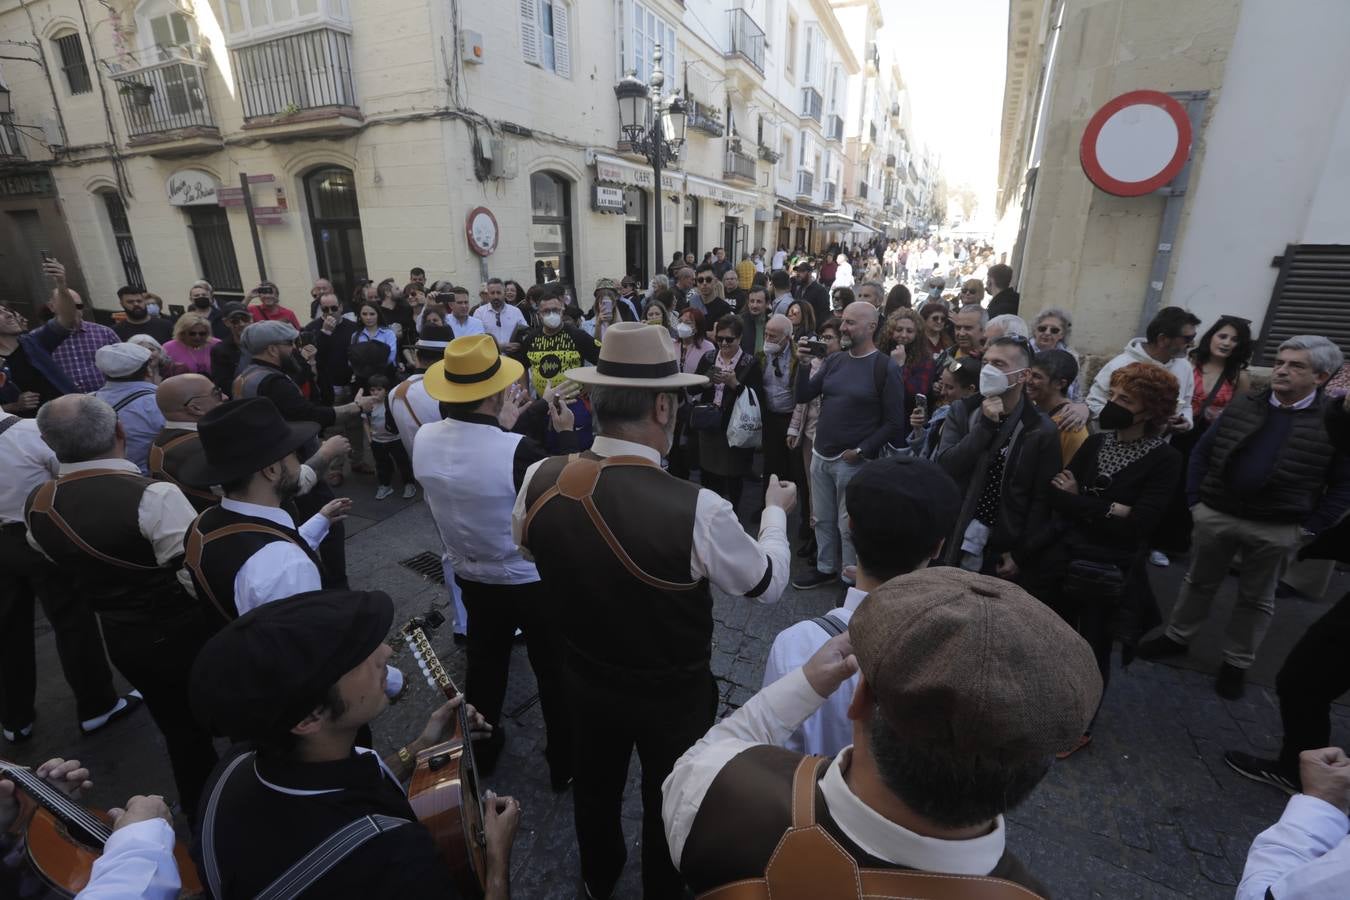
[423, 334, 525, 403]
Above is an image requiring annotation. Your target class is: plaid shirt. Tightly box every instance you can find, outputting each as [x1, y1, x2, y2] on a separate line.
[49, 319, 120, 393]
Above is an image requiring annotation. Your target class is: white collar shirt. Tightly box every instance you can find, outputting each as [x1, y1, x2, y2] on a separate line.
[219, 497, 328, 616]
[76, 817, 181, 899]
[1269, 391, 1318, 411]
[0, 416, 59, 525]
[448, 314, 486, 339]
[761, 586, 866, 756]
[473, 303, 525, 347]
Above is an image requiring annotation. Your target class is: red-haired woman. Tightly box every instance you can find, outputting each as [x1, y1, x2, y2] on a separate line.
[1033, 362, 1183, 757]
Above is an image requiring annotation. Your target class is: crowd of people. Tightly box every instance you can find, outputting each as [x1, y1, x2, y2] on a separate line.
[1, 245, 1348, 900]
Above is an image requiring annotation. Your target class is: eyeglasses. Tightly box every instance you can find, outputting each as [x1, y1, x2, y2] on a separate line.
[715, 335, 739, 344]
[1036, 324, 1062, 335]
[696, 277, 716, 284]
[961, 288, 979, 295]
[183, 387, 225, 407]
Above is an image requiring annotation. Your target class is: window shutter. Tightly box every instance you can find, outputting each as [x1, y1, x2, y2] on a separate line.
[1257, 244, 1350, 365]
[520, 0, 540, 66]
[553, 2, 571, 78]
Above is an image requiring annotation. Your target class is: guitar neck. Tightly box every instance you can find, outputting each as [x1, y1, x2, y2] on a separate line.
[407, 627, 470, 742]
[0, 761, 111, 847]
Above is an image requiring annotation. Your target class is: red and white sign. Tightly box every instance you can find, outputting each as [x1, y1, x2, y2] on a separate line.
[1080, 90, 1191, 197]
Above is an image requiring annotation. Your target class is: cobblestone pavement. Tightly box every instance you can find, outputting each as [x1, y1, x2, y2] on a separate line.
[9, 477, 1348, 898]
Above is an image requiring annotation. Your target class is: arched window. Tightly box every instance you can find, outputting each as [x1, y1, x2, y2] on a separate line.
[98, 190, 144, 289]
[52, 30, 91, 95]
[530, 171, 573, 289]
[305, 166, 366, 305]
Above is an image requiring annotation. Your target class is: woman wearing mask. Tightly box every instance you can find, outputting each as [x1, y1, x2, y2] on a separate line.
[644, 299, 674, 336]
[693, 315, 762, 512]
[669, 307, 714, 480]
[906, 356, 980, 459]
[163, 313, 220, 375]
[882, 308, 935, 420]
[1033, 362, 1182, 757]
[787, 317, 841, 563]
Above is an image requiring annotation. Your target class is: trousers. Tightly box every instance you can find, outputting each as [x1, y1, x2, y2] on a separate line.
[1276, 591, 1350, 770]
[456, 577, 570, 779]
[100, 610, 219, 819]
[760, 409, 793, 483]
[1165, 503, 1300, 668]
[809, 453, 863, 575]
[370, 438, 413, 487]
[566, 664, 717, 900]
[0, 524, 116, 727]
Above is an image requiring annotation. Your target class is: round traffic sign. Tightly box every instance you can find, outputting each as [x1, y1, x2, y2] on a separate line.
[1080, 90, 1191, 197]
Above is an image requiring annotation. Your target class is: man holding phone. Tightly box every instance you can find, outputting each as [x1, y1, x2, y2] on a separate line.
[246, 282, 301, 328]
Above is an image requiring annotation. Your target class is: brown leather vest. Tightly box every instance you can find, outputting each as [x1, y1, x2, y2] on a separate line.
[148, 427, 218, 513]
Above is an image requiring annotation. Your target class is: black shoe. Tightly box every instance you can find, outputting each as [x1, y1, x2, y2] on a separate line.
[1, 722, 33, 744]
[1216, 663, 1247, 700]
[1135, 634, 1188, 660]
[1224, 750, 1299, 795]
[796, 537, 817, 559]
[792, 569, 838, 590]
[79, 692, 144, 736]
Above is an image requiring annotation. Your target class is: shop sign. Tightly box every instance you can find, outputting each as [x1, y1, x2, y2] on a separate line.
[592, 183, 625, 214]
[0, 171, 55, 197]
[167, 169, 219, 206]
[593, 153, 682, 192]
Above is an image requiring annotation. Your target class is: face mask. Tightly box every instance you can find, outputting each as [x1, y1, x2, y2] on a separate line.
[979, 364, 1014, 398]
[541, 312, 562, 329]
[192, 297, 211, 310]
[675, 323, 695, 339]
[146, 303, 161, 317]
[1098, 400, 1138, 431]
[761, 341, 782, 356]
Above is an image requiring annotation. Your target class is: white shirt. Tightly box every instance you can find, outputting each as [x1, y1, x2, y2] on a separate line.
[448, 314, 486, 339]
[221, 497, 329, 616]
[662, 665, 1006, 873]
[772, 250, 788, 270]
[389, 374, 442, 460]
[0, 417, 59, 525]
[761, 587, 866, 756]
[74, 818, 180, 900]
[1086, 338, 1194, 425]
[473, 302, 526, 347]
[1239, 794, 1350, 900]
[512, 435, 791, 601]
[1270, 390, 1319, 411]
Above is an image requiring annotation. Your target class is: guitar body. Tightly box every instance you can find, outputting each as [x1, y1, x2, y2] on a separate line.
[14, 795, 204, 898]
[407, 739, 488, 899]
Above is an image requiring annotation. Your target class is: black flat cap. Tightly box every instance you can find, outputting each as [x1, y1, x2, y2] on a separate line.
[190, 590, 394, 741]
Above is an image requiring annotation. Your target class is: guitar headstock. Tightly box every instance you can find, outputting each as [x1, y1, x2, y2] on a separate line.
[400, 610, 457, 701]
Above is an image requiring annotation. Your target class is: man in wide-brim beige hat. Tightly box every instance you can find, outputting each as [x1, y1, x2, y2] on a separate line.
[514, 320, 797, 898]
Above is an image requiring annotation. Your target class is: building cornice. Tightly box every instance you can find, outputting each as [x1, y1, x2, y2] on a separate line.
[811, 0, 861, 74]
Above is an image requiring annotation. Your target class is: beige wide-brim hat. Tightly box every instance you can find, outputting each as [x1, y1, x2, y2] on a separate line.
[565, 322, 708, 389]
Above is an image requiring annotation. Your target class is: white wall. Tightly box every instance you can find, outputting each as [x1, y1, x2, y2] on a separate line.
[1168, 0, 1350, 328]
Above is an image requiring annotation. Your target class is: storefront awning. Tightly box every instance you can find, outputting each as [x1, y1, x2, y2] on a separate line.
[776, 196, 826, 217]
[684, 174, 759, 209]
[592, 152, 682, 192]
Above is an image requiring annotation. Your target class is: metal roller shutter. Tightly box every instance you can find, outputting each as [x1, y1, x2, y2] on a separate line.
[1257, 244, 1350, 365]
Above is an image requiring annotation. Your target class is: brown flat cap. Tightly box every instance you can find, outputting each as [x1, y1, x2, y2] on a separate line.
[851, 567, 1102, 761]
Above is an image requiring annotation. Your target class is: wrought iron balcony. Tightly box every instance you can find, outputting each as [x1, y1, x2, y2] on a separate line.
[0, 116, 24, 157]
[822, 180, 837, 204]
[796, 170, 814, 197]
[726, 8, 765, 75]
[109, 47, 215, 138]
[758, 143, 781, 163]
[233, 27, 356, 121]
[724, 145, 756, 182]
[800, 87, 822, 124]
[858, 180, 869, 200]
[826, 114, 843, 142]
[687, 99, 725, 137]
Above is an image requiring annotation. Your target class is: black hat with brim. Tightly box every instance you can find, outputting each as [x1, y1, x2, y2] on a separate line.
[178, 397, 319, 488]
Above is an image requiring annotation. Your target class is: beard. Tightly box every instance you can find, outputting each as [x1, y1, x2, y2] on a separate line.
[275, 463, 301, 502]
[839, 333, 854, 349]
[125, 307, 147, 321]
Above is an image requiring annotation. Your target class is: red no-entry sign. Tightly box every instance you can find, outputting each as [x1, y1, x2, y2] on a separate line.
[1080, 90, 1192, 197]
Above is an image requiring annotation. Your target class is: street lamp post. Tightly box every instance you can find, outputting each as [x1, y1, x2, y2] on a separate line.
[614, 43, 687, 285]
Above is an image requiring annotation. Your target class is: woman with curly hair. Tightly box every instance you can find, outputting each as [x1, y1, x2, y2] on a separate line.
[881, 308, 935, 420]
[1031, 361, 1183, 757]
[918, 299, 953, 359]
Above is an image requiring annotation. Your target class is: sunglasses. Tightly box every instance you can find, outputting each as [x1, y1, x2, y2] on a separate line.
[321, 306, 340, 313]
[1036, 324, 1062, 334]
[697, 277, 716, 284]
[715, 335, 739, 344]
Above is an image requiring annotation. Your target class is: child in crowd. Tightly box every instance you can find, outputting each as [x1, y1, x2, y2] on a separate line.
[364, 375, 417, 500]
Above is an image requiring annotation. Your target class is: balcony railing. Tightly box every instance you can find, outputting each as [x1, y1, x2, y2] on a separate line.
[800, 86, 822, 124]
[796, 170, 814, 197]
[825, 114, 843, 142]
[822, 180, 837, 204]
[110, 50, 215, 137]
[724, 145, 756, 182]
[726, 8, 765, 74]
[758, 143, 781, 163]
[687, 99, 725, 137]
[858, 181, 869, 200]
[0, 116, 24, 157]
[233, 27, 356, 120]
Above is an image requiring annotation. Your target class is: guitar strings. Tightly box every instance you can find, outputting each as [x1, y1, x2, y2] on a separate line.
[1, 764, 112, 842]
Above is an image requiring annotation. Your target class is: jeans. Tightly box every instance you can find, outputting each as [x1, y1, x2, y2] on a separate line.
[809, 453, 862, 575]
[1165, 503, 1300, 669]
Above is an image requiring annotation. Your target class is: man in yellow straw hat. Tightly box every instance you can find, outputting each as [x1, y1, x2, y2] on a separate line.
[414, 333, 576, 786]
[513, 321, 796, 899]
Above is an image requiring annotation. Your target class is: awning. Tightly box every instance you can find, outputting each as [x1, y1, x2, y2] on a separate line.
[776, 196, 826, 217]
[850, 219, 881, 235]
[592, 153, 681, 192]
[685, 174, 759, 208]
[820, 213, 856, 230]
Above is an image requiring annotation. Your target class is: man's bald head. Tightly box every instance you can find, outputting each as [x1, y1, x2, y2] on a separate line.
[845, 301, 878, 327]
[841, 302, 879, 352]
[36, 394, 120, 462]
[158, 373, 221, 422]
[48, 287, 83, 312]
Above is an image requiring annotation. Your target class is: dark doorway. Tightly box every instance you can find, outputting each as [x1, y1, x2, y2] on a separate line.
[624, 187, 648, 286]
[683, 195, 699, 257]
[305, 166, 366, 306]
[185, 205, 243, 301]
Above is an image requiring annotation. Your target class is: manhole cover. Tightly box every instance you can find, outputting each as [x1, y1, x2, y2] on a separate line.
[399, 551, 446, 584]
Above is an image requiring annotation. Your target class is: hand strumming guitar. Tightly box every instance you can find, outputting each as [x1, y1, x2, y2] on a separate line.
[384, 695, 491, 781]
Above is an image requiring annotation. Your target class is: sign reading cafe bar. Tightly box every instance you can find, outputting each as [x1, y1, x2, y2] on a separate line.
[167, 169, 220, 206]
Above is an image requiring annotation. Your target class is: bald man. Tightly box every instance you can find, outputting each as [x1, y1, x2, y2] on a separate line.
[792, 301, 905, 589]
[151, 374, 350, 512]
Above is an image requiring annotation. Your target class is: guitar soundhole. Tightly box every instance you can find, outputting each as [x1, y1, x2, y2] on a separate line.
[429, 752, 451, 772]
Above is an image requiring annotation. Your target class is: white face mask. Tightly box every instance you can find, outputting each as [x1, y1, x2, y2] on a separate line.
[761, 341, 783, 356]
[541, 312, 562, 329]
[146, 303, 161, 317]
[675, 322, 695, 339]
[979, 364, 1024, 398]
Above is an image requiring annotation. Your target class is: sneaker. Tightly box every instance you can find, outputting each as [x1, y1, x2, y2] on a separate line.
[792, 568, 839, 590]
[1056, 733, 1092, 760]
[1148, 550, 1170, 567]
[375, 485, 394, 500]
[1136, 633, 1188, 660]
[1224, 751, 1300, 795]
[401, 483, 418, 500]
[1216, 662, 1247, 700]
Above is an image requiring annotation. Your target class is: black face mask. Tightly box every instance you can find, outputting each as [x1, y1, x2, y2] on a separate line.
[192, 298, 212, 310]
[1098, 400, 1137, 431]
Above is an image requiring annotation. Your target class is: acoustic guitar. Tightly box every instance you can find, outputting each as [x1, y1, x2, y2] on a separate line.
[0, 758, 203, 897]
[401, 610, 489, 898]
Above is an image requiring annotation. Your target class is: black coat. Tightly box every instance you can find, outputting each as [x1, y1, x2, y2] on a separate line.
[301, 316, 360, 401]
[1300, 400, 1350, 562]
[986, 288, 1021, 318]
[694, 349, 763, 429]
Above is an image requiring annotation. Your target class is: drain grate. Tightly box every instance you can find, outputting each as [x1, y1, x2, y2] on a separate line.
[399, 551, 446, 584]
